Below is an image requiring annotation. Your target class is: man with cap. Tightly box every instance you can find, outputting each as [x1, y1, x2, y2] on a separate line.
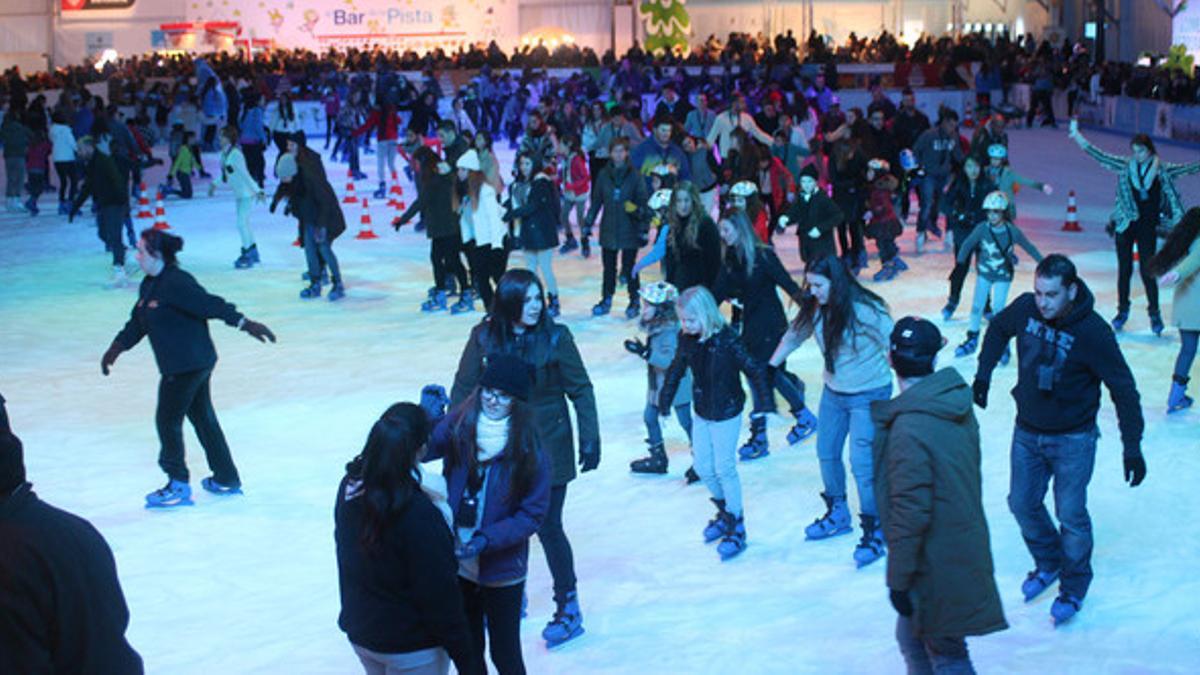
[778, 163, 843, 265]
[0, 409, 144, 673]
[872, 317, 1006, 674]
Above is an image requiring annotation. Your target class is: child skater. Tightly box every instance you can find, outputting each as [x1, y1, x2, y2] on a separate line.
[658, 286, 775, 560]
[863, 158, 905, 282]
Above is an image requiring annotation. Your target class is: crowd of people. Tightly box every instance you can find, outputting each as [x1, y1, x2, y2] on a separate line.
[2, 29, 1199, 674]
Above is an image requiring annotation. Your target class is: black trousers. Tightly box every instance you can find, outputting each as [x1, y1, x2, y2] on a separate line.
[155, 367, 240, 486]
[55, 160, 79, 203]
[947, 229, 975, 302]
[834, 190, 865, 257]
[466, 243, 508, 310]
[459, 578, 525, 675]
[537, 484, 577, 602]
[98, 204, 126, 266]
[1115, 217, 1160, 315]
[601, 247, 639, 299]
[241, 143, 266, 188]
[431, 234, 468, 291]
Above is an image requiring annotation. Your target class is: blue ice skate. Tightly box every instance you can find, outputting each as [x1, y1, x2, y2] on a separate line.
[1021, 568, 1060, 602]
[703, 498, 730, 543]
[1051, 594, 1082, 626]
[542, 591, 584, 648]
[853, 515, 886, 568]
[787, 407, 818, 445]
[717, 513, 747, 560]
[805, 492, 852, 540]
[201, 477, 243, 496]
[145, 479, 194, 508]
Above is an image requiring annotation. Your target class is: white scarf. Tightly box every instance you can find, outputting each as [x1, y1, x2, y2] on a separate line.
[476, 414, 510, 463]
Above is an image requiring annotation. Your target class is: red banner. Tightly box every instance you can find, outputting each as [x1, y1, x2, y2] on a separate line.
[63, 0, 136, 10]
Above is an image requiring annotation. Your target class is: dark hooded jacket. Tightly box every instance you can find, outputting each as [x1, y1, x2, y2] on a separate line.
[871, 368, 1008, 640]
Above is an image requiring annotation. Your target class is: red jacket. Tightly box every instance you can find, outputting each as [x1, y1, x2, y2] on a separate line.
[354, 108, 401, 142]
[563, 152, 589, 196]
[762, 156, 795, 214]
[751, 207, 770, 244]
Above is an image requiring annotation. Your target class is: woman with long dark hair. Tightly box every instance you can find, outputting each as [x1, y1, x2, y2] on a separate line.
[429, 356, 551, 675]
[1153, 206, 1200, 413]
[1069, 120, 1200, 333]
[268, 92, 300, 155]
[768, 255, 894, 568]
[100, 229, 276, 508]
[714, 210, 816, 461]
[504, 154, 562, 317]
[335, 403, 476, 675]
[663, 181, 723, 292]
[449, 269, 599, 649]
[393, 145, 470, 311]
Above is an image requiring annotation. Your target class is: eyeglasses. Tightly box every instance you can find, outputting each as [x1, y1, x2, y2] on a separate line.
[481, 388, 513, 405]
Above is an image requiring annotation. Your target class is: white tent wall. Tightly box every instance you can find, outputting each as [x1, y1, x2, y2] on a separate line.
[55, 0, 188, 68]
[518, 0, 616, 54]
[0, 0, 53, 73]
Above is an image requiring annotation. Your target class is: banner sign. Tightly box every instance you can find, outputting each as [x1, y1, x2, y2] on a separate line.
[188, 0, 518, 53]
[62, 0, 136, 9]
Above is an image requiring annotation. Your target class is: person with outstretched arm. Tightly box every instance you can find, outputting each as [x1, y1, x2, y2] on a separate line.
[971, 253, 1146, 627]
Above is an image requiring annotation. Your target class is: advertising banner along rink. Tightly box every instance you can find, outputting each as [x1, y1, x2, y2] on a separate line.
[186, 0, 518, 53]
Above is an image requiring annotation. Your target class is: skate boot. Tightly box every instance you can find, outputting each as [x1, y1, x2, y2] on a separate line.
[580, 236, 592, 259]
[300, 282, 322, 299]
[717, 512, 747, 560]
[547, 294, 561, 318]
[786, 407, 818, 445]
[559, 236, 579, 254]
[25, 197, 38, 216]
[372, 181, 386, 199]
[1111, 310, 1129, 332]
[624, 296, 641, 320]
[591, 295, 612, 317]
[893, 256, 909, 272]
[234, 244, 260, 269]
[630, 440, 668, 474]
[942, 297, 959, 321]
[1021, 568, 1060, 602]
[444, 277, 460, 297]
[1051, 594, 1083, 626]
[703, 498, 731, 542]
[328, 281, 346, 301]
[421, 290, 449, 312]
[684, 466, 700, 484]
[145, 479, 194, 508]
[954, 331, 979, 358]
[872, 260, 898, 282]
[805, 493, 852, 540]
[852, 514, 886, 568]
[542, 591, 585, 647]
[201, 477, 243, 496]
[247, 244, 261, 265]
[450, 290, 476, 314]
[233, 248, 250, 269]
[737, 416, 769, 460]
[1169, 375, 1194, 413]
[1150, 311, 1164, 337]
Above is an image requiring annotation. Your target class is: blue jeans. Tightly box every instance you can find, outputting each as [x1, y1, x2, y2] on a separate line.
[1007, 425, 1098, 599]
[303, 222, 342, 285]
[917, 172, 949, 235]
[895, 615, 975, 674]
[643, 402, 693, 446]
[816, 384, 892, 517]
[693, 415, 743, 516]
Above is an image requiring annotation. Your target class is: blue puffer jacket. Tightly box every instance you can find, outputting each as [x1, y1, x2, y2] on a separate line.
[194, 59, 227, 119]
[427, 411, 550, 586]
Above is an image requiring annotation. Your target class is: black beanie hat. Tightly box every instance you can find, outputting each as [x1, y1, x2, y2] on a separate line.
[480, 353, 533, 402]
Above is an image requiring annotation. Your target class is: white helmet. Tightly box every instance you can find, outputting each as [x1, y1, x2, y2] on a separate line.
[867, 158, 890, 173]
[639, 280, 679, 305]
[730, 180, 757, 197]
[982, 190, 1010, 211]
[649, 188, 673, 211]
[987, 144, 1008, 160]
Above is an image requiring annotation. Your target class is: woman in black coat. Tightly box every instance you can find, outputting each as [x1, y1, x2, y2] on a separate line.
[335, 403, 476, 675]
[505, 155, 562, 317]
[100, 229, 275, 508]
[663, 182, 723, 292]
[713, 210, 816, 461]
[449, 269, 599, 649]
[394, 145, 470, 312]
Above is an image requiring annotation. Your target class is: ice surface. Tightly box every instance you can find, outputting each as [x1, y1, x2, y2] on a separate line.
[1, 129, 1198, 674]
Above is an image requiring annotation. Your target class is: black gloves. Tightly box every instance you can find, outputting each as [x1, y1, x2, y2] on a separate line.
[101, 342, 122, 376]
[889, 590, 914, 617]
[391, 217, 404, 231]
[623, 337, 649, 360]
[420, 384, 450, 423]
[972, 378, 989, 409]
[579, 440, 600, 473]
[1124, 451, 1146, 487]
[241, 319, 277, 343]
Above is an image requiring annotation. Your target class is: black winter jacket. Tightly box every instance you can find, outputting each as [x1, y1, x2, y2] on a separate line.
[663, 216, 722, 291]
[74, 152, 129, 211]
[0, 484, 143, 674]
[941, 176, 996, 236]
[113, 265, 244, 376]
[976, 280, 1144, 454]
[396, 171, 459, 240]
[507, 175, 561, 251]
[334, 472, 475, 673]
[713, 246, 803, 361]
[586, 162, 650, 251]
[784, 190, 843, 264]
[658, 326, 776, 421]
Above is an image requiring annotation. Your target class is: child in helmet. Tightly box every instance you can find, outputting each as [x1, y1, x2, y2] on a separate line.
[624, 281, 695, 477]
[985, 143, 1052, 220]
[864, 158, 905, 281]
[941, 155, 998, 319]
[631, 187, 676, 277]
[954, 190, 1045, 358]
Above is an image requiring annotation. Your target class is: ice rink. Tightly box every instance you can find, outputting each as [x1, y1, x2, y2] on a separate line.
[1, 127, 1198, 674]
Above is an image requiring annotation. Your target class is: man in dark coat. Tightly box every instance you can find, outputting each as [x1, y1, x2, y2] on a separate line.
[780, 163, 842, 265]
[0, 426, 144, 674]
[585, 137, 650, 317]
[284, 134, 348, 298]
[873, 318, 1006, 673]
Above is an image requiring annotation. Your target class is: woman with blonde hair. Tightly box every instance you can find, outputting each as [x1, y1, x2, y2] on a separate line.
[658, 286, 775, 560]
[663, 181, 723, 292]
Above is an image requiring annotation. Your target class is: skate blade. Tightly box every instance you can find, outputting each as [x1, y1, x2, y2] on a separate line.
[145, 499, 195, 509]
[804, 526, 853, 541]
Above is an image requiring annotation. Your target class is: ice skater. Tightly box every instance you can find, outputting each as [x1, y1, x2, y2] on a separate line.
[214, 125, 266, 269]
[941, 155, 997, 319]
[1151, 207, 1200, 413]
[657, 286, 775, 560]
[100, 229, 275, 508]
[778, 164, 842, 266]
[971, 254, 1146, 625]
[768, 255, 894, 567]
[503, 156, 563, 317]
[585, 137, 650, 318]
[393, 146, 469, 312]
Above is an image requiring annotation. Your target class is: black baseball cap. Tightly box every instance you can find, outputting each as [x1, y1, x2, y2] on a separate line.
[890, 316, 946, 377]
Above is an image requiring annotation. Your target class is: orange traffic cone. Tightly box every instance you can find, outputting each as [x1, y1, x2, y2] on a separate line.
[389, 170, 404, 197]
[136, 183, 152, 219]
[153, 191, 170, 230]
[342, 181, 358, 205]
[1062, 190, 1082, 232]
[355, 197, 379, 240]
